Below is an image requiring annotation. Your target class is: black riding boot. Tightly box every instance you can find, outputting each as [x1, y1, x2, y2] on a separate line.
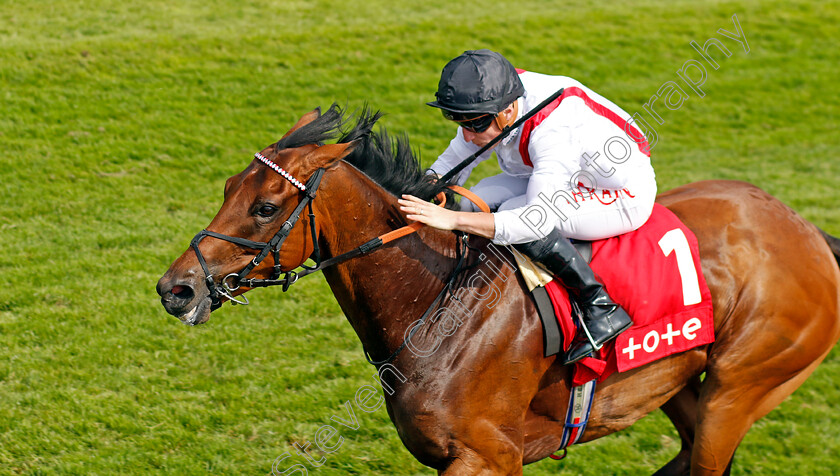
[515, 230, 632, 365]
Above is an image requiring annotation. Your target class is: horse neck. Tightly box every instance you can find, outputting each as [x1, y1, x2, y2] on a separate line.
[315, 162, 462, 358]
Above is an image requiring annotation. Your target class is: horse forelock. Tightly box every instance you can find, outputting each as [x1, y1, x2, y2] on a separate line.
[271, 103, 458, 209]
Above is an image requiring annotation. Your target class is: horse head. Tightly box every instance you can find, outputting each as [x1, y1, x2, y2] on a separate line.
[156, 107, 356, 325]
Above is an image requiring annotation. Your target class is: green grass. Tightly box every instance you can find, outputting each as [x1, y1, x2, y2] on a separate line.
[1, 0, 839, 474]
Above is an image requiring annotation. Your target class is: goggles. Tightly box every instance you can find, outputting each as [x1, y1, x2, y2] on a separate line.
[441, 110, 497, 133]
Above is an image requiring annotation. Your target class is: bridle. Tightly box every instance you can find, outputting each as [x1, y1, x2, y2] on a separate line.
[189, 152, 325, 309]
[187, 88, 568, 309]
[187, 149, 488, 366]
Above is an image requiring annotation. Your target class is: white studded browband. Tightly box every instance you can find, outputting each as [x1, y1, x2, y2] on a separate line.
[254, 152, 306, 192]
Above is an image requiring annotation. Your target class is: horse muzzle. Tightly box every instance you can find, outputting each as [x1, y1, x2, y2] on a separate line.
[156, 272, 215, 326]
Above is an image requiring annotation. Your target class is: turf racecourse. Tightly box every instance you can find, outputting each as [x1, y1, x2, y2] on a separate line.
[1, 0, 838, 474]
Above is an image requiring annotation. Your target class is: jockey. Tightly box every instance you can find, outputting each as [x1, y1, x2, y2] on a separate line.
[399, 49, 657, 364]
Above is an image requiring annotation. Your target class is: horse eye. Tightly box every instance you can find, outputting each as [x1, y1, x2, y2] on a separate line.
[256, 204, 278, 217]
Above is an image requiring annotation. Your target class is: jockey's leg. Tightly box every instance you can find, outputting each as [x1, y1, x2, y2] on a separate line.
[459, 173, 528, 212]
[514, 228, 632, 364]
[496, 183, 655, 363]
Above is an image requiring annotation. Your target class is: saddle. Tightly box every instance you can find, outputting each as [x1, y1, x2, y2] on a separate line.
[528, 241, 591, 357]
[513, 204, 715, 384]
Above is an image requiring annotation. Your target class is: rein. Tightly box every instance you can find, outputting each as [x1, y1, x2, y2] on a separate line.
[189, 152, 487, 309]
[363, 232, 475, 367]
[190, 155, 325, 308]
[189, 151, 489, 366]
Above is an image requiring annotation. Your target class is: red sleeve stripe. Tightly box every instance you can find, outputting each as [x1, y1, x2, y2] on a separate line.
[518, 87, 651, 167]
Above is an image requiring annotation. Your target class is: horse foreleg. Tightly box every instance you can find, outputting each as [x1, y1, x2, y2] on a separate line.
[654, 375, 702, 476]
[438, 451, 523, 476]
[436, 424, 524, 476]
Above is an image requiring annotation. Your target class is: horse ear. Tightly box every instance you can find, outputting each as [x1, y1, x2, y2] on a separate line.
[281, 107, 322, 139]
[302, 141, 357, 169]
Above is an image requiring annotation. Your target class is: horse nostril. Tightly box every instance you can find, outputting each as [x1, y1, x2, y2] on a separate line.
[171, 285, 194, 301]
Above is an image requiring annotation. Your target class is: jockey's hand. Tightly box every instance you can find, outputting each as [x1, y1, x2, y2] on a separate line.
[399, 194, 457, 230]
[399, 194, 496, 239]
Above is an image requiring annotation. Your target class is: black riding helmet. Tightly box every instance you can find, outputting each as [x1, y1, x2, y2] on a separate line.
[427, 49, 524, 115]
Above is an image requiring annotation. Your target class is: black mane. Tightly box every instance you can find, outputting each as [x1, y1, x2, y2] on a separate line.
[273, 104, 457, 209]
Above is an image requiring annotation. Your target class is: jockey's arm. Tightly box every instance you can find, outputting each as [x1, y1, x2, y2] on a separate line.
[452, 210, 495, 239]
[398, 194, 496, 240]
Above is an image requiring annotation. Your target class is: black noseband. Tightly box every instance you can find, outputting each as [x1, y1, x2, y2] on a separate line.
[189, 168, 325, 308]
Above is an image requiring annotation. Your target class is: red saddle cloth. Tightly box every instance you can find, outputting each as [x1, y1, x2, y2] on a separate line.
[543, 204, 715, 385]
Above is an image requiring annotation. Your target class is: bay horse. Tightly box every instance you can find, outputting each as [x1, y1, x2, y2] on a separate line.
[157, 105, 840, 475]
